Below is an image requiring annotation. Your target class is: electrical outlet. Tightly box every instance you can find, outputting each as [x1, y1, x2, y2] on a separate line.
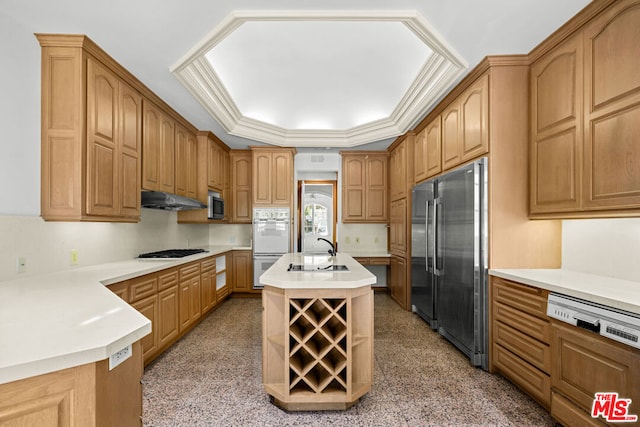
[345, 236, 351, 244]
[355, 237, 360, 244]
[16, 257, 27, 273]
[70, 249, 78, 265]
[374, 237, 379, 244]
[109, 344, 132, 370]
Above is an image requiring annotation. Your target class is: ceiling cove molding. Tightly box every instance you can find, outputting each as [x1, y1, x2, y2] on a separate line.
[170, 10, 468, 147]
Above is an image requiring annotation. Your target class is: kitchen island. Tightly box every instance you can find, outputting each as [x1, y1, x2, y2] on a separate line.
[260, 253, 376, 411]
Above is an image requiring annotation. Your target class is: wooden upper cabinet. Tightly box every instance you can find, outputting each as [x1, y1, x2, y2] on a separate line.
[142, 100, 175, 194]
[530, 0, 640, 217]
[119, 83, 143, 217]
[424, 116, 442, 179]
[38, 34, 142, 222]
[530, 34, 583, 214]
[251, 147, 294, 207]
[582, 0, 640, 210]
[230, 150, 252, 223]
[442, 74, 489, 171]
[460, 74, 489, 162]
[414, 117, 442, 184]
[441, 102, 461, 170]
[413, 128, 428, 184]
[86, 59, 119, 217]
[172, 125, 197, 200]
[342, 152, 388, 222]
[389, 141, 407, 201]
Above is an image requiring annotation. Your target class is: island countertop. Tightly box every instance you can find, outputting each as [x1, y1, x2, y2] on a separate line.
[259, 253, 376, 289]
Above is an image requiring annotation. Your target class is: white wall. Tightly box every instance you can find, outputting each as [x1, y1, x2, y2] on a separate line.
[208, 223, 252, 246]
[0, 210, 211, 282]
[0, 12, 41, 215]
[562, 218, 640, 282]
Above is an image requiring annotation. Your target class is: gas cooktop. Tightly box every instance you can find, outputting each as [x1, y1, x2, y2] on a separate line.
[137, 249, 207, 259]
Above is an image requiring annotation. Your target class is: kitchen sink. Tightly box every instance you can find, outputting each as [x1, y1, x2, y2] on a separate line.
[287, 264, 349, 272]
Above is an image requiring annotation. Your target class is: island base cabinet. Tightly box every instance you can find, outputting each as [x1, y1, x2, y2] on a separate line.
[262, 285, 373, 411]
[0, 341, 143, 427]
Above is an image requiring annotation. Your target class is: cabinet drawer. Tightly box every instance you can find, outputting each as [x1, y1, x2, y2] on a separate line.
[493, 277, 548, 318]
[551, 391, 606, 427]
[158, 270, 178, 291]
[129, 276, 158, 302]
[107, 281, 129, 302]
[180, 263, 200, 279]
[201, 257, 216, 273]
[369, 257, 390, 265]
[354, 257, 369, 264]
[494, 320, 551, 373]
[494, 301, 551, 343]
[493, 343, 550, 408]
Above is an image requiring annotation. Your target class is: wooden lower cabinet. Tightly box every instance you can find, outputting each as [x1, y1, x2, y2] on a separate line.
[200, 257, 217, 313]
[131, 294, 159, 364]
[232, 250, 254, 293]
[551, 321, 640, 426]
[157, 285, 179, 350]
[178, 263, 202, 333]
[0, 341, 143, 427]
[389, 255, 408, 310]
[490, 277, 551, 408]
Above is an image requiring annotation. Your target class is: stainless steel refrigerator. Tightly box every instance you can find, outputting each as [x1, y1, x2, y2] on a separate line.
[411, 157, 488, 369]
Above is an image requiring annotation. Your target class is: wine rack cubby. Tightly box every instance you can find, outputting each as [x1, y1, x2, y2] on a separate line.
[262, 285, 373, 411]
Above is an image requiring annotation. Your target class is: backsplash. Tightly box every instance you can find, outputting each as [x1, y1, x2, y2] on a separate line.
[208, 223, 252, 246]
[338, 223, 388, 254]
[562, 218, 640, 282]
[0, 210, 209, 282]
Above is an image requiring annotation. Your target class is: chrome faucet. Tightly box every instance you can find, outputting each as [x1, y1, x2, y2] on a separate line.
[317, 238, 336, 256]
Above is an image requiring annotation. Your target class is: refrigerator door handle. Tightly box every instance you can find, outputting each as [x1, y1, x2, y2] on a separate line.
[433, 197, 441, 276]
[426, 199, 432, 272]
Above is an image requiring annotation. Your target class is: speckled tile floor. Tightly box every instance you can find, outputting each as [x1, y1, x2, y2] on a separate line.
[143, 293, 557, 426]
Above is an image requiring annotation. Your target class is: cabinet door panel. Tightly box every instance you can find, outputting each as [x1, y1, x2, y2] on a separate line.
[253, 152, 271, 204]
[142, 103, 160, 191]
[530, 34, 583, 214]
[159, 115, 175, 194]
[366, 156, 388, 221]
[119, 84, 141, 216]
[460, 74, 489, 161]
[552, 322, 640, 414]
[174, 124, 189, 197]
[86, 59, 118, 216]
[533, 130, 579, 208]
[413, 128, 427, 183]
[425, 117, 442, 179]
[442, 104, 461, 170]
[272, 152, 291, 205]
[158, 285, 179, 348]
[132, 295, 158, 363]
[583, 2, 640, 210]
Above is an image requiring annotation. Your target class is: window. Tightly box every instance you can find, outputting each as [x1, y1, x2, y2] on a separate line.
[304, 203, 328, 236]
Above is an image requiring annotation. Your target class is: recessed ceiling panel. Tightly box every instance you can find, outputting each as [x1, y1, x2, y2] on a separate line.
[171, 11, 468, 147]
[205, 21, 433, 130]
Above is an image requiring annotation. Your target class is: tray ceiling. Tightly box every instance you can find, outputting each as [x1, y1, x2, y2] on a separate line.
[171, 11, 467, 147]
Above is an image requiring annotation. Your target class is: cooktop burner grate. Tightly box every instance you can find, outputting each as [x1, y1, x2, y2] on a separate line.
[137, 248, 207, 259]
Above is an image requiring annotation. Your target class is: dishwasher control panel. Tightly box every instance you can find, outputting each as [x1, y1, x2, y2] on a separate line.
[548, 293, 640, 350]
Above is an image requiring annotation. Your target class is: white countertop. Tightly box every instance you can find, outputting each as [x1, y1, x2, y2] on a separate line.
[490, 269, 640, 315]
[0, 245, 247, 385]
[343, 252, 391, 258]
[259, 253, 377, 289]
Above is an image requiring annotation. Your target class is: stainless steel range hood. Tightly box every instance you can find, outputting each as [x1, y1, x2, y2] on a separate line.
[141, 191, 207, 211]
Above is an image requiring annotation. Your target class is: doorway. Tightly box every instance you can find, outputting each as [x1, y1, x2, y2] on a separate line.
[297, 180, 337, 253]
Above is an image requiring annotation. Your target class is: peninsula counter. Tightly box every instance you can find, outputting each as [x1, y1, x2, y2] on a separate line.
[260, 253, 376, 411]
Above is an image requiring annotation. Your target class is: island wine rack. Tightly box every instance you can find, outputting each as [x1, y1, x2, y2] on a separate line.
[262, 286, 373, 411]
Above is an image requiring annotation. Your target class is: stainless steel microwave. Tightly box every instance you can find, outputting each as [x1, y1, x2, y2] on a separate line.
[208, 195, 224, 220]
